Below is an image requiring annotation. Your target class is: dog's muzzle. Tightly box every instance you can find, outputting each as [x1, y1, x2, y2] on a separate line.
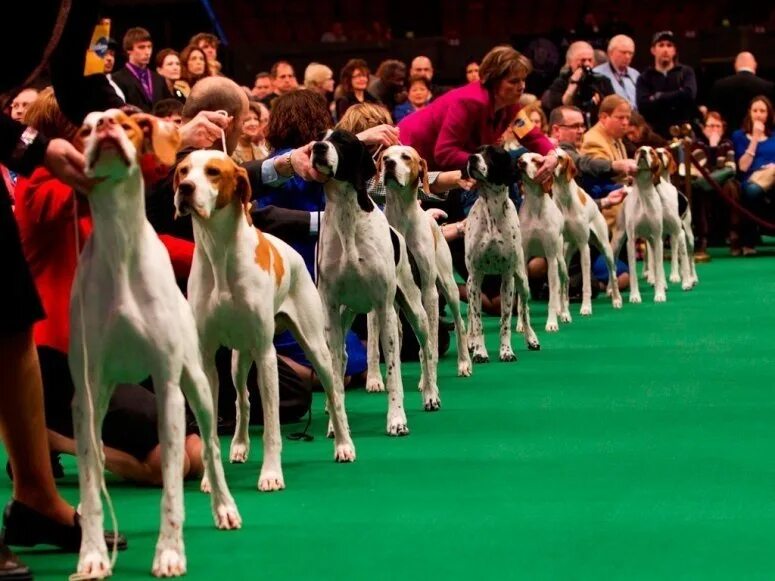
[175, 181, 195, 216]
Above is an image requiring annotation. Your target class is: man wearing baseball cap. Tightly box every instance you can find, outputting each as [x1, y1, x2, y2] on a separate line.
[635, 30, 701, 138]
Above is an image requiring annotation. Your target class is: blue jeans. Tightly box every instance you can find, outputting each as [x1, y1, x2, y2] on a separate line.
[740, 180, 773, 246]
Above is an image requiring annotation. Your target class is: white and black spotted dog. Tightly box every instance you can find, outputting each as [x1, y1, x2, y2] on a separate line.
[518, 152, 570, 331]
[464, 145, 540, 364]
[378, 145, 472, 383]
[313, 130, 437, 437]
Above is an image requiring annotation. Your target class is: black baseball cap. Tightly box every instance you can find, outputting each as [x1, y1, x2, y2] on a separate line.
[651, 30, 676, 46]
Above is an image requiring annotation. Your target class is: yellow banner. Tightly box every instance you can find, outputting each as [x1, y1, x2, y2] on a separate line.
[84, 18, 111, 76]
[512, 108, 535, 139]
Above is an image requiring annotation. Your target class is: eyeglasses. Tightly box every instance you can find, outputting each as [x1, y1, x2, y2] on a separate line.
[558, 123, 586, 130]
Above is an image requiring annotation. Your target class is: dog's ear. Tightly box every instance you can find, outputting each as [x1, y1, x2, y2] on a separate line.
[373, 148, 384, 186]
[419, 157, 431, 194]
[131, 113, 180, 167]
[235, 165, 252, 207]
[664, 150, 678, 175]
[564, 154, 577, 182]
[649, 152, 662, 186]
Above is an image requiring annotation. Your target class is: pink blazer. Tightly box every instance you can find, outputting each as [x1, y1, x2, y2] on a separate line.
[397, 82, 554, 170]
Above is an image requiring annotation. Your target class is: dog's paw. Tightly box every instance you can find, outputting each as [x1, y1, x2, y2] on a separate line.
[545, 321, 559, 332]
[580, 304, 592, 316]
[472, 352, 489, 363]
[457, 360, 472, 377]
[423, 393, 441, 412]
[387, 415, 410, 436]
[515, 319, 525, 333]
[682, 281, 694, 291]
[152, 547, 187, 578]
[200, 475, 211, 494]
[654, 292, 667, 303]
[612, 296, 623, 309]
[258, 469, 285, 492]
[629, 294, 642, 304]
[560, 312, 573, 323]
[499, 347, 517, 362]
[214, 501, 242, 530]
[526, 339, 541, 351]
[365, 377, 385, 393]
[669, 272, 681, 283]
[229, 440, 249, 463]
[334, 441, 356, 462]
[78, 548, 112, 580]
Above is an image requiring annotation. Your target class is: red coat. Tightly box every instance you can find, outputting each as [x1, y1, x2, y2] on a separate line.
[14, 168, 194, 353]
[397, 81, 554, 170]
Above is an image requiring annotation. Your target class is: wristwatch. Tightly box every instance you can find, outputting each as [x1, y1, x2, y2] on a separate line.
[10, 127, 39, 164]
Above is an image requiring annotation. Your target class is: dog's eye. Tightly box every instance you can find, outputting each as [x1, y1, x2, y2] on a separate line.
[400, 154, 411, 161]
[121, 123, 132, 131]
[179, 167, 189, 176]
[205, 167, 221, 177]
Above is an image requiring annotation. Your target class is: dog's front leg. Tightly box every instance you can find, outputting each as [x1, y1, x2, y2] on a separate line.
[676, 230, 693, 290]
[229, 350, 252, 463]
[579, 243, 593, 316]
[377, 303, 409, 435]
[513, 259, 541, 350]
[151, 378, 187, 578]
[420, 274, 440, 392]
[197, 340, 220, 494]
[546, 256, 561, 331]
[498, 274, 516, 362]
[466, 271, 488, 362]
[365, 311, 385, 392]
[557, 249, 571, 324]
[253, 345, 284, 491]
[436, 268, 471, 377]
[323, 301, 346, 438]
[626, 232, 642, 303]
[180, 361, 241, 529]
[71, 372, 114, 579]
[652, 233, 667, 302]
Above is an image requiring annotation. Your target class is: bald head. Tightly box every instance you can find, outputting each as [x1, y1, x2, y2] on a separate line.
[735, 52, 757, 73]
[410, 56, 433, 81]
[182, 76, 249, 154]
[566, 41, 595, 71]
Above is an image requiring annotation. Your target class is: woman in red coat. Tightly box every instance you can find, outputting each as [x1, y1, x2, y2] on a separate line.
[398, 45, 558, 175]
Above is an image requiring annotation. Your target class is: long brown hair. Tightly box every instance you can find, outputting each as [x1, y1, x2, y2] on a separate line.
[179, 45, 211, 86]
[267, 90, 332, 150]
[742, 95, 774, 136]
[339, 59, 370, 95]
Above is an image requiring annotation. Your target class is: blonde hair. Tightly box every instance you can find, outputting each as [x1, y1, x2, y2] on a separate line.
[23, 86, 77, 142]
[478, 45, 532, 91]
[336, 103, 393, 134]
[523, 101, 548, 133]
[304, 62, 334, 91]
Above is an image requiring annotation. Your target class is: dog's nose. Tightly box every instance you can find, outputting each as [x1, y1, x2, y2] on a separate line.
[177, 180, 195, 197]
[312, 142, 327, 155]
[384, 158, 396, 169]
[96, 116, 116, 131]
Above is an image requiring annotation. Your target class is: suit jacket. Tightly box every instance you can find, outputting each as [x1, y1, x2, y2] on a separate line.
[710, 71, 775, 135]
[112, 66, 172, 112]
[581, 122, 628, 165]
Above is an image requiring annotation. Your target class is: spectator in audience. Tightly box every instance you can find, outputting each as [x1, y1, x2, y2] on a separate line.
[593, 34, 639, 109]
[690, 111, 739, 258]
[623, 111, 668, 156]
[190, 32, 221, 76]
[368, 59, 407, 114]
[542, 41, 615, 128]
[524, 101, 548, 134]
[304, 62, 336, 118]
[710, 52, 775, 136]
[399, 45, 557, 172]
[393, 76, 431, 123]
[321, 21, 348, 43]
[335, 59, 380, 120]
[9, 88, 40, 122]
[179, 45, 212, 90]
[636, 31, 701, 138]
[262, 60, 299, 109]
[152, 98, 184, 125]
[232, 101, 270, 164]
[102, 38, 126, 102]
[111, 27, 172, 113]
[252, 72, 273, 101]
[410, 55, 447, 100]
[155, 48, 190, 101]
[14, 89, 203, 487]
[732, 95, 775, 255]
[465, 60, 480, 83]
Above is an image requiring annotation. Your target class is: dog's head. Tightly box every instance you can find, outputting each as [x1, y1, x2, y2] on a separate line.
[311, 129, 376, 212]
[516, 151, 553, 194]
[466, 145, 517, 187]
[173, 150, 252, 222]
[654, 147, 677, 177]
[634, 146, 661, 185]
[381, 145, 430, 197]
[79, 109, 179, 181]
[552, 148, 577, 184]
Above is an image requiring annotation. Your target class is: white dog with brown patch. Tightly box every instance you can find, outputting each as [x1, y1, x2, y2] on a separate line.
[464, 145, 540, 363]
[550, 149, 622, 314]
[70, 110, 240, 579]
[174, 150, 356, 493]
[378, 144, 472, 381]
[518, 152, 570, 331]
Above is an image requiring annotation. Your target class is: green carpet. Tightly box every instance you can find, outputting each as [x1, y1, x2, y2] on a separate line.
[3, 246, 775, 580]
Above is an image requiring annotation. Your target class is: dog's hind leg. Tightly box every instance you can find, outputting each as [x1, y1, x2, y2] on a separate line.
[71, 368, 115, 579]
[197, 339, 220, 494]
[365, 311, 385, 392]
[229, 350, 252, 463]
[466, 271, 488, 363]
[150, 376, 187, 577]
[180, 361, 241, 529]
[514, 250, 540, 350]
[590, 216, 622, 309]
[436, 245, 471, 377]
[251, 345, 285, 491]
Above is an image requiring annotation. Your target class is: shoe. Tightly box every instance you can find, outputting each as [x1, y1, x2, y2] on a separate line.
[694, 250, 711, 263]
[730, 246, 742, 257]
[6, 453, 64, 482]
[0, 543, 31, 581]
[1, 500, 127, 553]
[743, 246, 758, 257]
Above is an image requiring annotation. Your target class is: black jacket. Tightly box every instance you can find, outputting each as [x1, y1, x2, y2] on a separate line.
[636, 64, 700, 139]
[112, 67, 173, 113]
[710, 71, 775, 135]
[542, 68, 615, 126]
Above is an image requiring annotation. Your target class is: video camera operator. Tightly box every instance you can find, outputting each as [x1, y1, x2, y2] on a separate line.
[542, 41, 614, 128]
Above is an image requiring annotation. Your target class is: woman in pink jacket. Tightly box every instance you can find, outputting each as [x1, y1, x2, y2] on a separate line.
[398, 45, 558, 176]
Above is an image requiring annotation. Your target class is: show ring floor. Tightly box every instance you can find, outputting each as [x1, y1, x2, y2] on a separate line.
[3, 244, 774, 580]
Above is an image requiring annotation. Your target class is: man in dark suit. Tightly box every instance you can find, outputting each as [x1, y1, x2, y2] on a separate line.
[710, 52, 774, 135]
[111, 27, 172, 112]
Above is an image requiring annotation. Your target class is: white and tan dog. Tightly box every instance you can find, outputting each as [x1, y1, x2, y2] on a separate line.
[654, 147, 697, 288]
[518, 152, 570, 331]
[70, 110, 240, 579]
[313, 130, 437, 435]
[551, 149, 623, 314]
[378, 145, 472, 381]
[174, 150, 355, 493]
[610, 146, 667, 303]
[465, 145, 540, 363]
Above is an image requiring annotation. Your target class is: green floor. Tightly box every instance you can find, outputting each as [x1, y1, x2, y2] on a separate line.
[3, 246, 775, 580]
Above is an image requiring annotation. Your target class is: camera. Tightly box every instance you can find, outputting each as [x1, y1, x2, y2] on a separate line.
[575, 66, 606, 111]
